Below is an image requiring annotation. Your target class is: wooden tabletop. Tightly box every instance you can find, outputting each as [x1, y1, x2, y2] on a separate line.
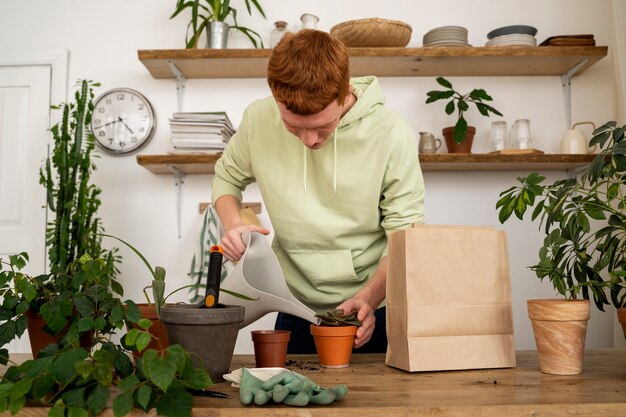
[5, 349, 626, 417]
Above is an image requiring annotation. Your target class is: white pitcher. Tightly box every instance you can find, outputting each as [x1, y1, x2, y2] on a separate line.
[561, 121, 597, 154]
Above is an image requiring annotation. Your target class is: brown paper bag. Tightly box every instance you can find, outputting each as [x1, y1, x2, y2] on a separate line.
[385, 224, 516, 372]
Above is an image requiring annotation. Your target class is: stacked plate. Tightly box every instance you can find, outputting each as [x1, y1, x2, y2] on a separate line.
[423, 26, 470, 47]
[486, 25, 538, 47]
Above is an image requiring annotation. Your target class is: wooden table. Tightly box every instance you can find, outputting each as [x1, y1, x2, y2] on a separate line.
[5, 349, 626, 416]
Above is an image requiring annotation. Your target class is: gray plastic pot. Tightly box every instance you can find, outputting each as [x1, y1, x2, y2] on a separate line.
[160, 304, 244, 382]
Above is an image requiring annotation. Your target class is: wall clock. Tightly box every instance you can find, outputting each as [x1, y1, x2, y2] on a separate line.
[90, 88, 156, 154]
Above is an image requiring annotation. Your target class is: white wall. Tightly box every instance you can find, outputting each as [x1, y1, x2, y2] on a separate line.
[0, 0, 620, 353]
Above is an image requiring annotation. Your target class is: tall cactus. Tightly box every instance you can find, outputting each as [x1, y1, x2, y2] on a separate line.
[39, 80, 116, 277]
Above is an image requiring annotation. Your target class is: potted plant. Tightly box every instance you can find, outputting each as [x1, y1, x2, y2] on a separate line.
[426, 76, 503, 153]
[0, 253, 215, 417]
[310, 309, 362, 368]
[495, 121, 626, 374]
[170, 0, 266, 49]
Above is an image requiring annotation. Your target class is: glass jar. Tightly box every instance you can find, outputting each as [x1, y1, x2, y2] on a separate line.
[300, 13, 319, 30]
[270, 21, 288, 48]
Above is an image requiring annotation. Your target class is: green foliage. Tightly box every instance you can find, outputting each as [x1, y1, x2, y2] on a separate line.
[40, 80, 119, 279]
[0, 254, 213, 417]
[496, 121, 626, 309]
[315, 309, 362, 327]
[170, 0, 266, 48]
[426, 76, 503, 144]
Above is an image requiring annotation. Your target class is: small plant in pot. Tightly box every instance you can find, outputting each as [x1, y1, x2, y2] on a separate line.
[170, 0, 267, 49]
[495, 121, 626, 374]
[426, 76, 503, 154]
[310, 309, 362, 368]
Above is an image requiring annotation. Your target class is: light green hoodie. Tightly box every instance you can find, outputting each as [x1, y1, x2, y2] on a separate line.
[212, 76, 424, 313]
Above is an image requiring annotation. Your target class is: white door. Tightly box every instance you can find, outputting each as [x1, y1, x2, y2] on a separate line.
[0, 66, 52, 352]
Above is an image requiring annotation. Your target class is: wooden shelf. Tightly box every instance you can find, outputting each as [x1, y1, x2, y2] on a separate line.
[137, 46, 607, 79]
[137, 153, 595, 175]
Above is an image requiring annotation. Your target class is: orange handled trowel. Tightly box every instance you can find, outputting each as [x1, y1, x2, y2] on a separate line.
[201, 245, 224, 308]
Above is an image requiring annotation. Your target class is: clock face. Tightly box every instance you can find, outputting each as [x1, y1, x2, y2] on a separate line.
[91, 88, 156, 154]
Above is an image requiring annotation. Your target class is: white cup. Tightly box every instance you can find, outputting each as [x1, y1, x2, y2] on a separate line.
[490, 121, 507, 151]
[512, 119, 531, 149]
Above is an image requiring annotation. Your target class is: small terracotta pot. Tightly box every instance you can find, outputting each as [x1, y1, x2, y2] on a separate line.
[527, 299, 590, 375]
[442, 126, 476, 153]
[130, 304, 170, 355]
[617, 308, 626, 341]
[310, 324, 357, 368]
[25, 310, 92, 358]
[251, 330, 290, 367]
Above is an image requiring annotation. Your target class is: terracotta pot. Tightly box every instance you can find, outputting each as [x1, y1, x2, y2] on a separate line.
[527, 299, 590, 375]
[618, 308, 626, 341]
[251, 330, 290, 367]
[310, 324, 357, 368]
[442, 126, 476, 153]
[25, 310, 91, 358]
[160, 304, 244, 382]
[130, 304, 169, 355]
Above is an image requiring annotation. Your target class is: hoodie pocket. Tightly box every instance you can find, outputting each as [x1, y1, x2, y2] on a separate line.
[285, 249, 360, 287]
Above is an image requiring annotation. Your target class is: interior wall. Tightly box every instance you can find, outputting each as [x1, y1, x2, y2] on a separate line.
[0, 0, 619, 353]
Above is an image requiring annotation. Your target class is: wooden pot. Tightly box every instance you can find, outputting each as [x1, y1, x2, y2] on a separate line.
[442, 126, 476, 154]
[310, 324, 357, 368]
[251, 330, 290, 367]
[527, 299, 590, 375]
[617, 307, 626, 341]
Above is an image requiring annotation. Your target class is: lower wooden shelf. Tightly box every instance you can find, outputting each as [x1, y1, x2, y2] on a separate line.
[137, 153, 596, 175]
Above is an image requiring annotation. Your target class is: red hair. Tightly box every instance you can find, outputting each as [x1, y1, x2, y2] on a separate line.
[267, 30, 350, 115]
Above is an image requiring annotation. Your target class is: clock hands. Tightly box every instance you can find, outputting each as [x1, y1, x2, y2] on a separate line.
[117, 116, 134, 134]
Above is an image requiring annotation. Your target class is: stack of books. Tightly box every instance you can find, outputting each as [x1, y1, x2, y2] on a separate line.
[168, 112, 235, 154]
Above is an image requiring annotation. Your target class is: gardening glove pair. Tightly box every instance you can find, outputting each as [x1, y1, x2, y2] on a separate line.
[239, 368, 348, 406]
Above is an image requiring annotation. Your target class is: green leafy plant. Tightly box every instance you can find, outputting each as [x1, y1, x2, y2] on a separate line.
[315, 309, 362, 327]
[0, 254, 214, 417]
[496, 121, 626, 310]
[40, 79, 118, 278]
[170, 0, 266, 48]
[102, 234, 256, 317]
[426, 76, 503, 144]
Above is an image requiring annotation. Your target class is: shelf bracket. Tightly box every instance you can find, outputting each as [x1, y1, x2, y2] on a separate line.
[167, 165, 185, 238]
[560, 59, 588, 131]
[168, 61, 186, 112]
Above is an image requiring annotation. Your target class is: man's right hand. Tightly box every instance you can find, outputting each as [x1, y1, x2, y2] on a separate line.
[221, 223, 270, 261]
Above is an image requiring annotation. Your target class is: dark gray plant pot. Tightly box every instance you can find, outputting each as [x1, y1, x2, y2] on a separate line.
[160, 304, 244, 382]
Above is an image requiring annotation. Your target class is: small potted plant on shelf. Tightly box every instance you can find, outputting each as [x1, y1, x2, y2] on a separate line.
[170, 0, 267, 49]
[426, 76, 503, 154]
[310, 309, 362, 368]
[495, 121, 626, 374]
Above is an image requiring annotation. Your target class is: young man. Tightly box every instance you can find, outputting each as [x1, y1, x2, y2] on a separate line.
[212, 29, 424, 353]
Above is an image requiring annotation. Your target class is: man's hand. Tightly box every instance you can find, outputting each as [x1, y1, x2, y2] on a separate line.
[221, 223, 270, 261]
[336, 298, 375, 348]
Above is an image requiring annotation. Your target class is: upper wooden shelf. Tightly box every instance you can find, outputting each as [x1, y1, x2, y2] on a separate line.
[138, 46, 608, 79]
[137, 153, 595, 175]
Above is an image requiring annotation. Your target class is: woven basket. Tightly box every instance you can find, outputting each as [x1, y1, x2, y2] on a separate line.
[330, 18, 412, 47]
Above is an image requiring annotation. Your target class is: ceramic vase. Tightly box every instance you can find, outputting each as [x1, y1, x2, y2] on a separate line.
[160, 304, 244, 382]
[310, 324, 357, 368]
[527, 299, 590, 375]
[442, 126, 475, 153]
[251, 330, 291, 367]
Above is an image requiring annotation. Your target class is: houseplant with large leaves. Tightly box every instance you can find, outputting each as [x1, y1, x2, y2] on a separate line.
[496, 121, 625, 374]
[170, 0, 266, 48]
[0, 252, 214, 417]
[426, 76, 502, 153]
